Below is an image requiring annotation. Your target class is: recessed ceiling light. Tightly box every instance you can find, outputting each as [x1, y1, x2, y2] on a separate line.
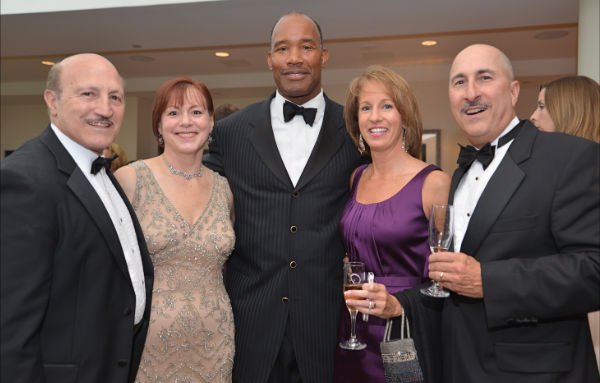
[215, 51, 230, 58]
[41, 60, 56, 66]
[421, 40, 438, 47]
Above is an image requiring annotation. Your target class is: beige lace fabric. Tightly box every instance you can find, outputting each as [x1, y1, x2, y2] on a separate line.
[131, 161, 235, 383]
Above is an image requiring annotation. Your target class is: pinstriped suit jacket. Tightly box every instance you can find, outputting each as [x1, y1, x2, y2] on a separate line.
[204, 94, 362, 383]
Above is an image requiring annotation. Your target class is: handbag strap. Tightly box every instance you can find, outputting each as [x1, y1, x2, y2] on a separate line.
[383, 310, 411, 342]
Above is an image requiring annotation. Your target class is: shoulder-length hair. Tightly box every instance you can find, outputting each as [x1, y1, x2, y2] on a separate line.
[151, 76, 214, 147]
[544, 75, 600, 143]
[344, 65, 423, 158]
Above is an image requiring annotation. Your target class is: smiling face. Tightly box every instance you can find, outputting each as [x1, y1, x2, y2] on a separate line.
[530, 87, 557, 132]
[158, 87, 213, 156]
[449, 44, 520, 148]
[357, 80, 405, 155]
[267, 13, 328, 105]
[43, 54, 125, 154]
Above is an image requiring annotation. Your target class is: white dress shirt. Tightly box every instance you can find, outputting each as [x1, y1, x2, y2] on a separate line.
[453, 117, 520, 252]
[271, 90, 325, 186]
[50, 124, 146, 324]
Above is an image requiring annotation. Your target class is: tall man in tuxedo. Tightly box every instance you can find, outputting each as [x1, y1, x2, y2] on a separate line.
[1, 53, 154, 383]
[204, 12, 362, 383]
[426, 44, 600, 382]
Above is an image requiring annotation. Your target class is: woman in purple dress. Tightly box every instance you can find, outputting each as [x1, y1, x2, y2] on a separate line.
[333, 65, 450, 382]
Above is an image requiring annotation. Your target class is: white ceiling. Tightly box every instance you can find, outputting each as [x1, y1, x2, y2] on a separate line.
[0, 0, 580, 100]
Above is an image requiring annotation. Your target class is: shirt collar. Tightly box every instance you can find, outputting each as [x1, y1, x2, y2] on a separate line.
[491, 117, 520, 146]
[275, 89, 324, 109]
[50, 123, 101, 175]
[273, 90, 325, 126]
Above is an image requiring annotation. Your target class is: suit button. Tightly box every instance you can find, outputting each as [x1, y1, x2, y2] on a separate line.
[281, 297, 289, 303]
[117, 360, 128, 368]
[292, 191, 300, 198]
[290, 225, 298, 233]
[123, 308, 132, 316]
[289, 260, 297, 269]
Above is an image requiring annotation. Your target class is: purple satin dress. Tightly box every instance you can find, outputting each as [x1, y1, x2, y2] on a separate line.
[333, 164, 438, 383]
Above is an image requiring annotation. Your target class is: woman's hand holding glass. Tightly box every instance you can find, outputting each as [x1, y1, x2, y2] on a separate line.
[344, 280, 403, 320]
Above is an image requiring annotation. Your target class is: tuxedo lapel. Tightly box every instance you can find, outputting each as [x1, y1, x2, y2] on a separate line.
[460, 121, 535, 255]
[296, 96, 345, 189]
[246, 97, 293, 187]
[66, 171, 130, 277]
[40, 127, 131, 279]
[460, 157, 524, 255]
[449, 163, 466, 204]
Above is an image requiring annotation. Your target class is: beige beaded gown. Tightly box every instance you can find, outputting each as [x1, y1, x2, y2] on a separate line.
[130, 161, 235, 383]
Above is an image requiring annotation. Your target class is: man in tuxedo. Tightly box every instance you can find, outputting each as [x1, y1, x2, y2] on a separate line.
[426, 44, 600, 382]
[1, 53, 154, 383]
[204, 12, 362, 383]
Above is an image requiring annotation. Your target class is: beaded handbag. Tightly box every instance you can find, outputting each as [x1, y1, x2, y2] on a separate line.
[380, 312, 425, 383]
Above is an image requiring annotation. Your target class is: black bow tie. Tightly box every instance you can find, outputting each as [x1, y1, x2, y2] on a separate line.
[457, 143, 495, 170]
[91, 154, 118, 175]
[283, 100, 317, 126]
[457, 124, 522, 170]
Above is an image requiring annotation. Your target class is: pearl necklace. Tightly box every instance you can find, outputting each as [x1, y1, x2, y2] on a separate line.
[162, 155, 203, 180]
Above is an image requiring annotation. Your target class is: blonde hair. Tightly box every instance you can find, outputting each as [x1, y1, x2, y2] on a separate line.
[344, 65, 423, 158]
[543, 76, 600, 143]
[104, 143, 128, 172]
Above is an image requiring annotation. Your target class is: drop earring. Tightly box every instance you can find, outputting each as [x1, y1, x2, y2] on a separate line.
[358, 134, 366, 155]
[158, 134, 165, 147]
[401, 128, 407, 152]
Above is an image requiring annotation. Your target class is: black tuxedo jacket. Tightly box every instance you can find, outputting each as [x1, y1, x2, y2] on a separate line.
[204, 94, 362, 383]
[443, 121, 600, 382]
[1, 126, 154, 383]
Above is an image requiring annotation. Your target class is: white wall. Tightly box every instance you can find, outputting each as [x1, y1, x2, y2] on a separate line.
[1, 77, 547, 174]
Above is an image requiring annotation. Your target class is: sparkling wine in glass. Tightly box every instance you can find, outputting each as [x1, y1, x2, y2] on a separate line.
[339, 261, 367, 350]
[421, 204, 453, 298]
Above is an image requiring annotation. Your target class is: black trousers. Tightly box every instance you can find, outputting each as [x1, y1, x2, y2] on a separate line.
[267, 320, 302, 383]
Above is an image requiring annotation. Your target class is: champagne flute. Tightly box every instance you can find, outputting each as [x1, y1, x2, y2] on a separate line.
[339, 261, 367, 350]
[421, 204, 454, 298]
[362, 272, 375, 322]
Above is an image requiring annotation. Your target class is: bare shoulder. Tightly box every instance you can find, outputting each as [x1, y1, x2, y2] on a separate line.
[348, 166, 362, 188]
[114, 163, 137, 201]
[424, 169, 451, 193]
[422, 169, 451, 217]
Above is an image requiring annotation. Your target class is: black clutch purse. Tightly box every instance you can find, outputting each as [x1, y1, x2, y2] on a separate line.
[380, 312, 425, 383]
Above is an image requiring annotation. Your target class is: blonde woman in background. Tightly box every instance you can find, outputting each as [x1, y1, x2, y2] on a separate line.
[530, 75, 599, 142]
[103, 142, 129, 172]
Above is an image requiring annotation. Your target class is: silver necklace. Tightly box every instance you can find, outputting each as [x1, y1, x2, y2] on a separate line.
[162, 155, 203, 180]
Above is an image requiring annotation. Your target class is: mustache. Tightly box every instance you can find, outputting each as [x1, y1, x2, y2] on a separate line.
[460, 100, 490, 114]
